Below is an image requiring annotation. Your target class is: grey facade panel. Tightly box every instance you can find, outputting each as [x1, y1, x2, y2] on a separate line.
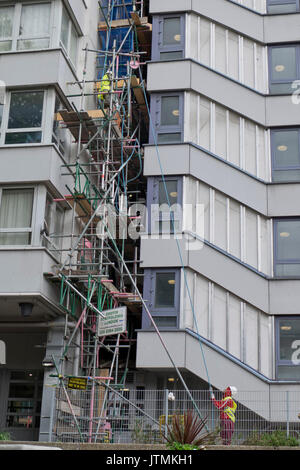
[150, 0, 300, 44]
[0, 50, 80, 99]
[147, 60, 300, 128]
[141, 236, 300, 315]
[144, 144, 300, 218]
[0, 145, 72, 197]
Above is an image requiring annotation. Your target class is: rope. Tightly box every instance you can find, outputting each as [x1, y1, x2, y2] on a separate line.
[137, 66, 213, 394]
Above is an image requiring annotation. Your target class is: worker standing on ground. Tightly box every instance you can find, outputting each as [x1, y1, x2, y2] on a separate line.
[211, 386, 237, 446]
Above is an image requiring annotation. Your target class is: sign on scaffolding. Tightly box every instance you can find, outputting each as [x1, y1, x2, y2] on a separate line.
[98, 307, 127, 337]
[67, 377, 88, 391]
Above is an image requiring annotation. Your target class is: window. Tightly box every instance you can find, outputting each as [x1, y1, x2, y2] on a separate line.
[274, 219, 300, 276]
[6, 371, 43, 429]
[42, 195, 64, 253]
[52, 95, 67, 155]
[269, 45, 300, 94]
[60, 7, 78, 66]
[142, 269, 180, 329]
[5, 91, 44, 144]
[276, 318, 300, 380]
[150, 93, 183, 144]
[18, 3, 51, 51]
[267, 0, 299, 13]
[0, 6, 14, 52]
[152, 15, 185, 61]
[0, 3, 52, 52]
[148, 177, 183, 235]
[271, 128, 300, 181]
[0, 188, 34, 246]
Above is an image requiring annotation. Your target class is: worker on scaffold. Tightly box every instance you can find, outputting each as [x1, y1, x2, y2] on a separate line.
[211, 386, 237, 446]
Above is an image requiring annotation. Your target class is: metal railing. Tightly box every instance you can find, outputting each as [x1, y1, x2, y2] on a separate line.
[50, 386, 300, 445]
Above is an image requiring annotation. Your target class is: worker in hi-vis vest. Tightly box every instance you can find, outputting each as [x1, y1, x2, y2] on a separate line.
[97, 72, 111, 104]
[211, 386, 237, 445]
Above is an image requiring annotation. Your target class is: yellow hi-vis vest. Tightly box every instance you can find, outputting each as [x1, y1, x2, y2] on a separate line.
[97, 74, 111, 101]
[222, 397, 237, 423]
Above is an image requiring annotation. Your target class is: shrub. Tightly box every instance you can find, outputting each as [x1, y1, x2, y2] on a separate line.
[165, 410, 215, 449]
[0, 432, 10, 441]
[244, 430, 299, 447]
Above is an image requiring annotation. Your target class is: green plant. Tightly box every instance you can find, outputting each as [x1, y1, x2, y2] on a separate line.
[131, 420, 158, 444]
[164, 410, 216, 449]
[244, 430, 299, 447]
[167, 442, 199, 451]
[0, 432, 10, 441]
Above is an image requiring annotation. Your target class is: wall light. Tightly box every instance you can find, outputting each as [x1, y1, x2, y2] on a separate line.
[19, 303, 34, 317]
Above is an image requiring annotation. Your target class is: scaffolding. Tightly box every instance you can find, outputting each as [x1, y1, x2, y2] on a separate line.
[44, 0, 152, 443]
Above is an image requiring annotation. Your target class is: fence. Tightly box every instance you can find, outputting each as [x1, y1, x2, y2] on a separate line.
[50, 385, 300, 445]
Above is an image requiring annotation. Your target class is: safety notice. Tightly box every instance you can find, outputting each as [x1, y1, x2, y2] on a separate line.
[98, 306, 127, 337]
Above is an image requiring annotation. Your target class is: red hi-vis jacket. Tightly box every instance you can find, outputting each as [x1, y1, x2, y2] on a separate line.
[212, 389, 237, 423]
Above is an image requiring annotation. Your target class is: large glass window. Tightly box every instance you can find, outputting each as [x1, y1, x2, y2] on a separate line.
[274, 219, 300, 276]
[267, 0, 299, 13]
[269, 45, 300, 94]
[271, 128, 300, 181]
[0, 3, 52, 52]
[0, 188, 34, 245]
[18, 3, 51, 51]
[5, 91, 44, 144]
[277, 318, 300, 380]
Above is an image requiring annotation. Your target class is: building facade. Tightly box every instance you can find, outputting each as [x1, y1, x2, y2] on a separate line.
[1, 0, 300, 443]
[137, 0, 300, 417]
[0, 0, 99, 441]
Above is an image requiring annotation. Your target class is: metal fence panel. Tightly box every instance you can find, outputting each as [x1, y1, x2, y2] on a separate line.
[50, 386, 300, 445]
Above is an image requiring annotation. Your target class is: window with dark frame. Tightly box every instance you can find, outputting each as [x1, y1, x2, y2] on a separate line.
[276, 317, 300, 380]
[148, 177, 183, 235]
[152, 14, 185, 61]
[142, 269, 180, 329]
[271, 128, 300, 182]
[267, 0, 300, 13]
[150, 93, 183, 144]
[269, 44, 300, 95]
[274, 218, 300, 276]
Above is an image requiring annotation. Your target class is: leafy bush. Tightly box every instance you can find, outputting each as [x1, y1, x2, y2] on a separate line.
[167, 442, 200, 451]
[0, 432, 10, 441]
[131, 420, 158, 444]
[244, 430, 299, 447]
[165, 411, 215, 449]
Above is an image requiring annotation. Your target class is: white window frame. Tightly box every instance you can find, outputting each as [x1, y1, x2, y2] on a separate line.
[43, 193, 64, 253]
[0, 185, 37, 247]
[0, 89, 47, 146]
[0, 1, 54, 52]
[60, 5, 79, 67]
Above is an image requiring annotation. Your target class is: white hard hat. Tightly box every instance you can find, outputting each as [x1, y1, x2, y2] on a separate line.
[168, 392, 175, 402]
[229, 386, 238, 398]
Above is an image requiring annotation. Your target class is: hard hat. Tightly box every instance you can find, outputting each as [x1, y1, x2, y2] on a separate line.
[168, 392, 175, 402]
[228, 386, 237, 398]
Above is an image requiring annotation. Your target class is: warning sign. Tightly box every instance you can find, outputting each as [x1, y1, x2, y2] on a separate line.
[98, 306, 127, 337]
[67, 377, 88, 391]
